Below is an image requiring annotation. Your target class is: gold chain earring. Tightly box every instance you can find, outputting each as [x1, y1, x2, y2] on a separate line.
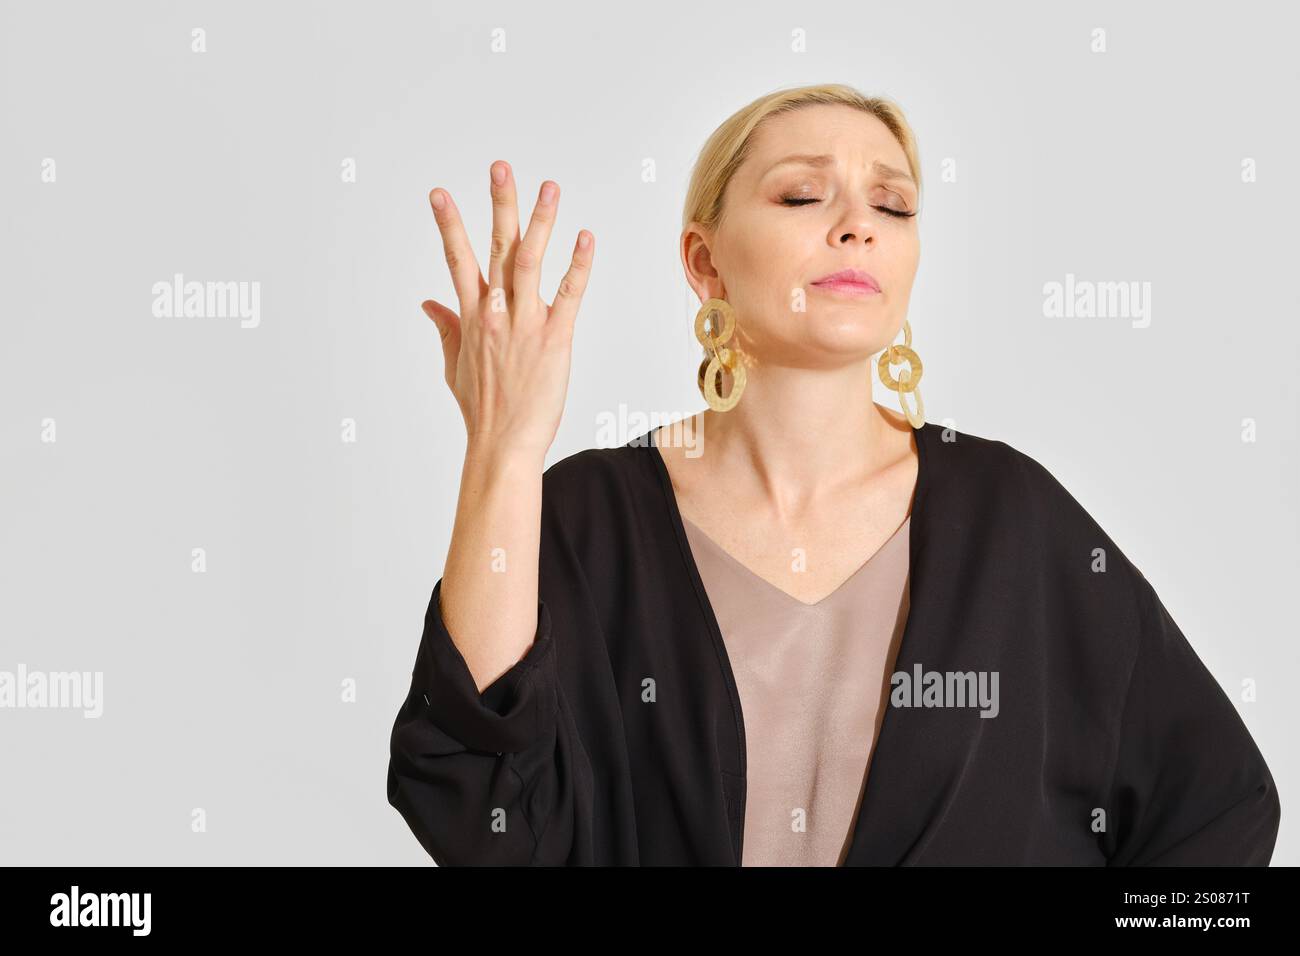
[695, 297, 748, 412]
[877, 319, 925, 428]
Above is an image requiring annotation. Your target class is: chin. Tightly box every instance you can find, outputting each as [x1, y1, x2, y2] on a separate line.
[800, 311, 893, 350]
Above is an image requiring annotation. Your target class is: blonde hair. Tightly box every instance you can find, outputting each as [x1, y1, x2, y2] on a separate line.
[681, 83, 922, 234]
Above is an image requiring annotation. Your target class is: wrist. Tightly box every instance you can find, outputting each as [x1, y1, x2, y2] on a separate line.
[463, 437, 547, 475]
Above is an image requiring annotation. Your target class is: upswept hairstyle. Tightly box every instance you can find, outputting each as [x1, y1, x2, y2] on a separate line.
[680, 83, 922, 373]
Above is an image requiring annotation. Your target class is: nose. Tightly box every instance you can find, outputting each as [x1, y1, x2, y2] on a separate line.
[833, 202, 876, 246]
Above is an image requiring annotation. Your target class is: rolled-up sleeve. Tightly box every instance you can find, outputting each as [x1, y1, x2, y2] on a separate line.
[415, 577, 557, 754]
[387, 572, 592, 865]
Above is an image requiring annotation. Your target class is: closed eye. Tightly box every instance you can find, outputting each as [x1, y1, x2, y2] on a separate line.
[779, 196, 915, 218]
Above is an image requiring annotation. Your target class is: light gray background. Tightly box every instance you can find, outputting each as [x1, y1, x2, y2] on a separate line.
[1, 0, 1295, 865]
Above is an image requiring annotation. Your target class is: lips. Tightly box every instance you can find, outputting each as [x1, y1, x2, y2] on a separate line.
[810, 268, 881, 293]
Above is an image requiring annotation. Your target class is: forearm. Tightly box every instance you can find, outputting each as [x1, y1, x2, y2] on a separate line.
[438, 442, 546, 695]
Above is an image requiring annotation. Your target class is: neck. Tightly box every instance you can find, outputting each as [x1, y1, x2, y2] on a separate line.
[696, 359, 907, 518]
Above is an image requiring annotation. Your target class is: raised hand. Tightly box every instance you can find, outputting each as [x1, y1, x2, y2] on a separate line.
[422, 160, 594, 460]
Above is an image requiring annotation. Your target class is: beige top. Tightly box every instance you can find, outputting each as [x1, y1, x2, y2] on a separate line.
[680, 514, 912, 866]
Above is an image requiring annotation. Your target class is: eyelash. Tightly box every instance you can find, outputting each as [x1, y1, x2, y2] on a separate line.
[779, 195, 916, 218]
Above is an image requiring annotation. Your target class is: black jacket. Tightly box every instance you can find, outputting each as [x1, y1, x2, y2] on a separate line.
[386, 421, 1282, 865]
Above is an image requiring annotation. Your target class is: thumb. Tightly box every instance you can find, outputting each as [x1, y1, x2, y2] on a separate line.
[421, 299, 461, 386]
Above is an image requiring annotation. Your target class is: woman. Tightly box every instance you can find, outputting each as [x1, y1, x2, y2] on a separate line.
[387, 84, 1281, 866]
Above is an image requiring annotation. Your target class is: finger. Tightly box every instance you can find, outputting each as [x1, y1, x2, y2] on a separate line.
[547, 229, 594, 340]
[422, 299, 462, 388]
[429, 188, 486, 314]
[514, 179, 560, 311]
[487, 160, 520, 315]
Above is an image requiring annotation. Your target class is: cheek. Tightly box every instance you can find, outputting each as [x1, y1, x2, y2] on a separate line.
[738, 220, 805, 266]
[727, 235, 806, 308]
[883, 235, 921, 284]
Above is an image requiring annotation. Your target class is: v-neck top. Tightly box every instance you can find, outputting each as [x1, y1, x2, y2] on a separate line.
[387, 421, 1281, 866]
[680, 514, 912, 866]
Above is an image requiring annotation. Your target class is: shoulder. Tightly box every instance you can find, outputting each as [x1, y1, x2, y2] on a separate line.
[920, 420, 1147, 581]
[535, 433, 672, 568]
[925, 420, 1152, 661]
[918, 419, 1056, 486]
[541, 434, 662, 522]
[916, 420, 1039, 514]
[921, 420, 1096, 509]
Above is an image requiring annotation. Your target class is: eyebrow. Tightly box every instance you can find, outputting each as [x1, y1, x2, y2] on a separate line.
[762, 153, 916, 186]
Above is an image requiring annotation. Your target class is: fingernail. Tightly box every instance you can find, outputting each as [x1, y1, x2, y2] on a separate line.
[430, 189, 446, 210]
[491, 162, 507, 185]
[541, 181, 557, 204]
